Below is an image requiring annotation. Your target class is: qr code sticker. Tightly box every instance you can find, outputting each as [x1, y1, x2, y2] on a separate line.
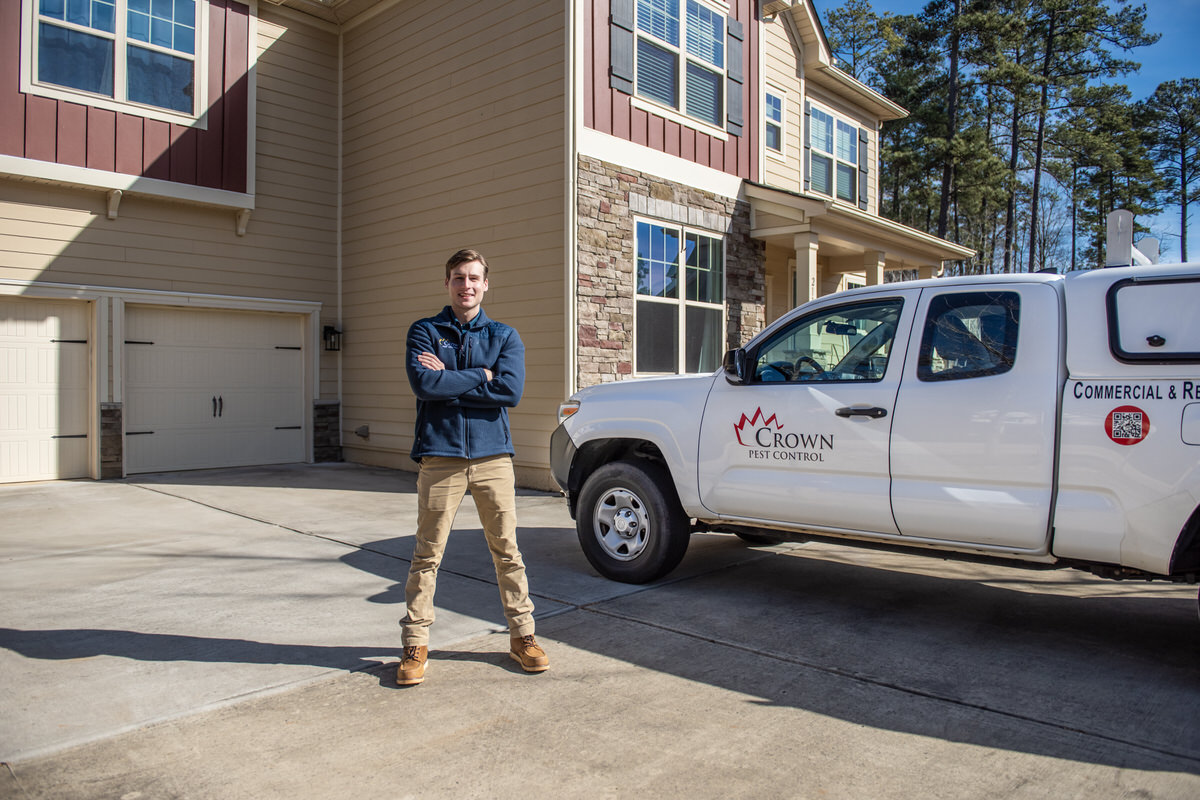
[1112, 411, 1143, 439]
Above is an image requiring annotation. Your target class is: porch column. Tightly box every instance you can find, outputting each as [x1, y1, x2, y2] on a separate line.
[918, 264, 941, 280]
[863, 249, 885, 286]
[793, 232, 819, 305]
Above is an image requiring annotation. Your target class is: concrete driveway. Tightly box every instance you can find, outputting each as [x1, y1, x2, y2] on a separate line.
[1, 463, 1198, 799]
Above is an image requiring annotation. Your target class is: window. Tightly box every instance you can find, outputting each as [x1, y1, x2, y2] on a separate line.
[752, 299, 903, 383]
[1106, 276, 1200, 363]
[635, 0, 725, 128]
[30, 0, 201, 117]
[807, 104, 864, 206]
[765, 90, 783, 155]
[917, 292, 1020, 381]
[635, 219, 725, 374]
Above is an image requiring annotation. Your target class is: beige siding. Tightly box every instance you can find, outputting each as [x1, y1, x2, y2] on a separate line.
[759, 17, 884, 216]
[0, 9, 340, 398]
[340, 0, 566, 487]
[761, 16, 803, 191]
[254, 10, 341, 399]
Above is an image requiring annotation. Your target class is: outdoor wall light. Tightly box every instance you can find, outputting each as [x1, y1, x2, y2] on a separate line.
[322, 325, 342, 351]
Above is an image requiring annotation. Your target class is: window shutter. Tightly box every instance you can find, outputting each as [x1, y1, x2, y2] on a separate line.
[726, 16, 744, 136]
[858, 127, 869, 210]
[611, 0, 635, 94]
[803, 101, 812, 191]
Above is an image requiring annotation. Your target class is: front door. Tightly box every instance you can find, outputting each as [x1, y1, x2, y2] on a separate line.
[697, 291, 918, 534]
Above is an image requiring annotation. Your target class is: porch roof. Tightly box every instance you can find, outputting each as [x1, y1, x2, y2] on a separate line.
[744, 181, 976, 272]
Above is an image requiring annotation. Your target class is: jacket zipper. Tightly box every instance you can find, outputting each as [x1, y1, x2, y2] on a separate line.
[462, 327, 471, 458]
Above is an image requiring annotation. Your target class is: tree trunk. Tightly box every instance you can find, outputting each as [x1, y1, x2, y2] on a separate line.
[1070, 165, 1078, 272]
[1004, 95, 1021, 274]
[1182, 140, 1190, 262]
[937, 0, 962, 240]
[1027, 12, 1057, 273]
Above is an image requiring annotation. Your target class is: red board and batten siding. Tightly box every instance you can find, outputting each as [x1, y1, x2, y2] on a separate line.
[584, 0, 758, 181]
[0, 0, 250, 194]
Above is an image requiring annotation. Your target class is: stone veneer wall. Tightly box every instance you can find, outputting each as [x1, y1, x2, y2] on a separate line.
[576, 155, 764, 387]
[313, 401, 342, 462]
[99, 403, 123, 479]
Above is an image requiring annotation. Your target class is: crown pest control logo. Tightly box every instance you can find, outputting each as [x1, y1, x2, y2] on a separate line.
[734, 407, 834, 462]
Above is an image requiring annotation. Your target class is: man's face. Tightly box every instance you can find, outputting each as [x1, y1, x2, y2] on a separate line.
[446, 260, 488, 319]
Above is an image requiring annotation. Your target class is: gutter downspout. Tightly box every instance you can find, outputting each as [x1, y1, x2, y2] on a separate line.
[565, 0, 580, 399]
[336, 29, 344, 450]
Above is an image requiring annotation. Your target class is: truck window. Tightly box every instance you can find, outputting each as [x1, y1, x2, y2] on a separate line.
[918, 291, 1020, 382]
[1107, 276, 1200, 362]
[752, 299, 903, 383]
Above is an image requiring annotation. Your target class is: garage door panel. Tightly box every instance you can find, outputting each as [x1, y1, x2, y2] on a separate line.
[0, 298, 90, 482]
[124, 307, 307, 474]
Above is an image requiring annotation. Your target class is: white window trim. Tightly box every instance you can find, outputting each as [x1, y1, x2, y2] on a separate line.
[633, 0, 729, 136]
[630, 96, 729, 141]
[633, 215, 727, 376]
[20, 0, 211, 128]
[764, 84, 786, 162]
[807, 101, 861, 205]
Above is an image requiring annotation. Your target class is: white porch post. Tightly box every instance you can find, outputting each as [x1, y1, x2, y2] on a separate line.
[863, 249, 885, 286]
[793, 232, 819, 305]
[918, 264, 941, 280]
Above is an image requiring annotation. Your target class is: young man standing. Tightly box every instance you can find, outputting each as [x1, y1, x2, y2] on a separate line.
[397, 249, 548, 685]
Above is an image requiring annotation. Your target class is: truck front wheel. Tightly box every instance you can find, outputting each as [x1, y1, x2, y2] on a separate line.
[576, 460, 690, 584]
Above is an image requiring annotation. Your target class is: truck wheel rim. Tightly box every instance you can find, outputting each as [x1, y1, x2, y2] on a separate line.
[593, 488, 649, 561]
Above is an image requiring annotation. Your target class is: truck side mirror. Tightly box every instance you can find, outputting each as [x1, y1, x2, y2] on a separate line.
[723, 348, 748, 384]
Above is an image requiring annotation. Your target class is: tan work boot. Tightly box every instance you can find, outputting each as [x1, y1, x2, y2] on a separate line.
[510, 634, 549, 672]
[397, 645, 428, 685]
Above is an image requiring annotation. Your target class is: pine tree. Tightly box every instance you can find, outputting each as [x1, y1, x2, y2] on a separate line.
[1138, 79, 1200, 261]
[1022, 0, 1158, 271]
[825, 0, 899, 85]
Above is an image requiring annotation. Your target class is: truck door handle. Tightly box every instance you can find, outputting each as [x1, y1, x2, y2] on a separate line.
[836, 406, 887, 419]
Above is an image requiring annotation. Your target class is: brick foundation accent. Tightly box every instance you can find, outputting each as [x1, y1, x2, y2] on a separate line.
[313, 401, 342, 462]
[100, 402, 123, 479]
[576, 155, 764, 388]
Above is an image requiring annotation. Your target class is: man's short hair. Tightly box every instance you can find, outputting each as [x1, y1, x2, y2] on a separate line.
[445, 249, 489, 280]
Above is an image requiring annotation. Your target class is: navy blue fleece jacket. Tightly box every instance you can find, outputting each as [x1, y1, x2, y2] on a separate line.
[405, 306, 525, 461]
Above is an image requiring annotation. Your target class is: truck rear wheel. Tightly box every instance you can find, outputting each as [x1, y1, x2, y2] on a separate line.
[576, 460, 690, 584]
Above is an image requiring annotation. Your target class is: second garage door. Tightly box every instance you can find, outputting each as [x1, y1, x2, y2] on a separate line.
[125, 306, 306, 474]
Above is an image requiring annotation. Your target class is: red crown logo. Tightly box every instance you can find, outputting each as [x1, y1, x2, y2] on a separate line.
[734, 407, 782, 446]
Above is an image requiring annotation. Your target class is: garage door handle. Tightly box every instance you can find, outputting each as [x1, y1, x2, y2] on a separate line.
[219, 396, 223, 417]
[212, 396, 218, 417]
[835, 406, 887, 419]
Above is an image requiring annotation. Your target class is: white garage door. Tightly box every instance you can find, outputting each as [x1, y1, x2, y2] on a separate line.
[0, 297, 91, 483]
[125, 306, 306, 474]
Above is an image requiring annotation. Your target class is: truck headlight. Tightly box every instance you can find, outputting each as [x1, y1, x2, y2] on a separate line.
[557, 400, 580, 426]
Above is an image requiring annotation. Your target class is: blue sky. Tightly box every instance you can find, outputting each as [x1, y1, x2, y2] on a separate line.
[832, 0, 1198, 261]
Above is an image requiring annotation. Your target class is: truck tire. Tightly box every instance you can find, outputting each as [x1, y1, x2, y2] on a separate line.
[576, 460, 690, 584]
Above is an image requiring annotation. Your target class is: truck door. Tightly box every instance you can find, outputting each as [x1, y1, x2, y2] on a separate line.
[697, 291, 918, 534]
[889, 284, 1061, 551]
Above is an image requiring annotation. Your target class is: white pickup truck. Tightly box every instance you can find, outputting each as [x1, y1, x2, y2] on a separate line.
[550, 264, 1200, 613]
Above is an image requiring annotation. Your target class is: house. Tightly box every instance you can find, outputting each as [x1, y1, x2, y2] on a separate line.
[0, 0, 972, 489]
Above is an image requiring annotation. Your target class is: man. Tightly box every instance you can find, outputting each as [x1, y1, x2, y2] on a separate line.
[397, 248, 548, 685]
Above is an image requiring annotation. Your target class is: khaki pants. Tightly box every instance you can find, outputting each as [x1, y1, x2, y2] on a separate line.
[401, 454, 534, 647]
